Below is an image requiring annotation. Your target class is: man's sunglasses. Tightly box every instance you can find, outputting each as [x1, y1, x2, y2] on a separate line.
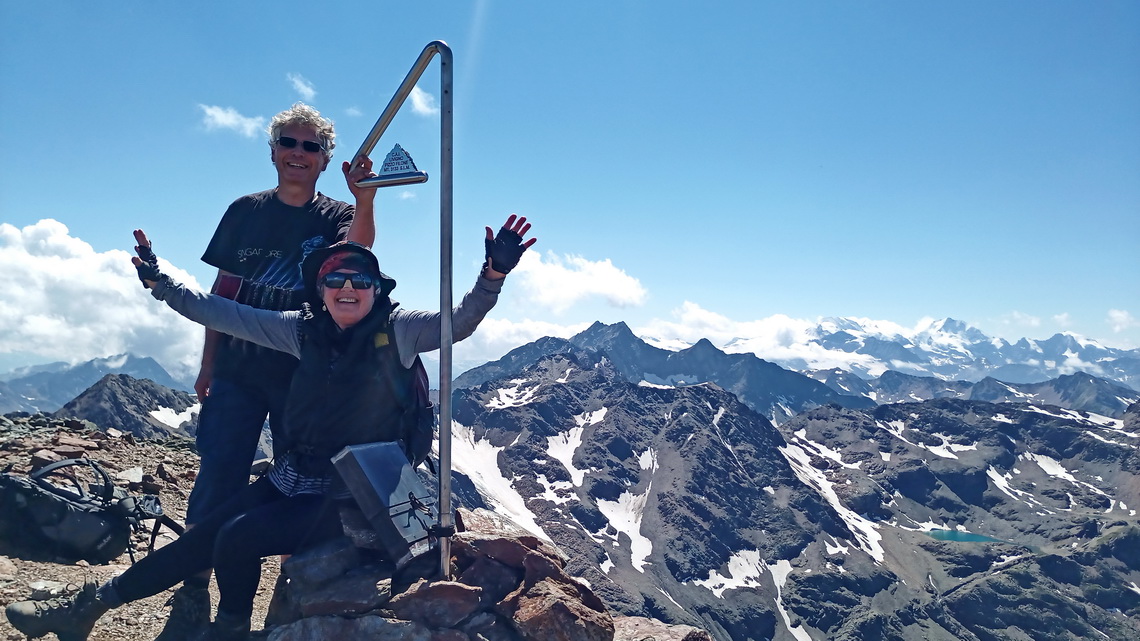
[321, 272, 375, 289]
[275, 136, 325, 153]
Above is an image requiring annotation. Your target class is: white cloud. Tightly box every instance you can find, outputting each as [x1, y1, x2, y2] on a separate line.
[455, 317, 593, 365]
[410, 86, 440, 116]
[1108, 309, 1138, 333]
[287, 73, 317, 101]
[0, 220, 206, 381]
[198, 105, 265, 138]
[398, 191, 416, 200]
[1053, 313, 1072, 328]
[999, 310, 1041, 328]
[513, 251, 647, 314]
[345, 106, 363, 117]
[636, 302, 890, 375]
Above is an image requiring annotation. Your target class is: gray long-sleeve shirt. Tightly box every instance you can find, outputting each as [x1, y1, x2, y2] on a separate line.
[150, 274, 503, 369]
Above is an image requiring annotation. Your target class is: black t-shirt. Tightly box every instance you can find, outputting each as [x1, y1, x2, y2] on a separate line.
[202, 188, 354, 384]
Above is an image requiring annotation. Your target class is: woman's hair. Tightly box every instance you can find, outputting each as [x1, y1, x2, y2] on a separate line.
[267, 103, 336, 158]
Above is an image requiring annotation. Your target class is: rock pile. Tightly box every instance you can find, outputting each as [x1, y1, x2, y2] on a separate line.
[264, 508, 711, 641]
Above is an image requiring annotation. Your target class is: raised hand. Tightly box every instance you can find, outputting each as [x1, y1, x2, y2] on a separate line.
[484, 215, 537, 276]
[131, 229, 165, 288]
[342, 154, 377, 200]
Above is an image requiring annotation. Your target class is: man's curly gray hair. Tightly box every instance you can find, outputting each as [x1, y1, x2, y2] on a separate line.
[267, 103, 336, 159]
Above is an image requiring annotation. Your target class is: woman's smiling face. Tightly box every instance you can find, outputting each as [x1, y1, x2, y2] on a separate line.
[320, 270, 376, 329]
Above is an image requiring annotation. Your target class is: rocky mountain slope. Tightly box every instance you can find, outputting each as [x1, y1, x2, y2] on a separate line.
[449, 352, 1140, 640]
[54, 373, 199, 439]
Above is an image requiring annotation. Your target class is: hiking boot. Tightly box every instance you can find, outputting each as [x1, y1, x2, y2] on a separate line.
[191, 609, 251, 641]
[154, 584, 211, 641]
[4, 580, 110, 641]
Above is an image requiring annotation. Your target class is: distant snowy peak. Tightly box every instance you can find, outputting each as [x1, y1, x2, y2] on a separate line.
[641, 317, 1139, 390]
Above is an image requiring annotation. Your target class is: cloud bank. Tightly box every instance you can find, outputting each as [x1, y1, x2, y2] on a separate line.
[198, 105, 265, 138]
[1108, 309, 1137, 333]
[0, 220, 206, 380]
[513, 251, 648, 314]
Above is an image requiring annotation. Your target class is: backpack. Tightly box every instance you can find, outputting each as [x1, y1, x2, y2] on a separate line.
[0, 458, 184, 564]
[402, 353, 437, 472]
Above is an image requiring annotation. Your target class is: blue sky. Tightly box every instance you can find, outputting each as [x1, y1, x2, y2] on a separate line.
[1, 1, 1138, 379]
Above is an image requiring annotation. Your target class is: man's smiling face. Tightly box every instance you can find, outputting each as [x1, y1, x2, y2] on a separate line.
[271, 123, 329, 187]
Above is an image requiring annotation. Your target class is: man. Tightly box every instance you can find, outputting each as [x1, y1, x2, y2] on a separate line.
[161, 103, 377, 640]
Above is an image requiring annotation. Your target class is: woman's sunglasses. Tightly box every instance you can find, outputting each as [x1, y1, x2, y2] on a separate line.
[275, 136, 325, 153]
[321, 272, 375, 289]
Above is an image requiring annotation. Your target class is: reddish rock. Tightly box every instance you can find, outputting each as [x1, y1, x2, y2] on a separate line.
[52, 446, 88, 459]
[29, 449, 64, 469]
[386, 579, 482, 629]
[53, 435, 98, 450]
[499, 576, 614, 641]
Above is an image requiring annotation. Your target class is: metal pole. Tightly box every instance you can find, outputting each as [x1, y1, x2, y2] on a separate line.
[436, 42, 455, 580]
[351, 40, 455, 579]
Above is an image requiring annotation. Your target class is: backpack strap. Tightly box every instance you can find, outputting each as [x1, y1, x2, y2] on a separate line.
[374, 326, 436, 472]
[146, 514, 186, 554]
[30, 458, 115, 507]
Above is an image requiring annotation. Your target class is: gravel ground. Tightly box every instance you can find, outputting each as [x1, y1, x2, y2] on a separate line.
[0, 427, 280, 641]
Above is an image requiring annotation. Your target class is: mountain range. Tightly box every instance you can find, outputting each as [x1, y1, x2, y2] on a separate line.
[457, 321, 1138, 424]
[0, 354, 191, 414]
[16, 319, 1140, 640]
[4, 317, 1136, 418]
[709, 317, 1140, 390]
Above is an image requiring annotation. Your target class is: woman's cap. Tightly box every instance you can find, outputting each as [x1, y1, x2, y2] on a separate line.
[301, 241, 396, 298]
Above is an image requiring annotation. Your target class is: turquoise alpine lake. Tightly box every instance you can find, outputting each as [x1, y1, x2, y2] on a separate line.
[926, 530, 1006, 543]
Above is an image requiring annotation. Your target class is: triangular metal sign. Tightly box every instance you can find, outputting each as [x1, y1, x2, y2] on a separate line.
[357, 143, 429, 189]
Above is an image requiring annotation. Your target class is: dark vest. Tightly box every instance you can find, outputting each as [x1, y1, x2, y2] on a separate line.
[279, 301, 418, 475]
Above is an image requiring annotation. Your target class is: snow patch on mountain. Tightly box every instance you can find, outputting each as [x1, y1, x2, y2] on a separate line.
[1021, 452, 1110, 497]
[149, 402, 199, 429]
[769, 559, 814, 641]
[691, 549, 764, 598]
[987, 467, 1046, 509]
[1023, 405, 1124, 430]
[780, 442, 885, 562]
[486, 378, 541, 408]
[595, 484, 654, 572]
[791, 429, 861, 470]
[451, 421, 550, 541]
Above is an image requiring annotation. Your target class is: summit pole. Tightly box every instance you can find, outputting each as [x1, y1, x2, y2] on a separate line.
[352, 40, 455, 579]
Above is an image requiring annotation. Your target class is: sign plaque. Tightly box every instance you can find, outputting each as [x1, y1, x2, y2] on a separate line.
[380, 143, 419, 175]
[358, 143, 429, 189]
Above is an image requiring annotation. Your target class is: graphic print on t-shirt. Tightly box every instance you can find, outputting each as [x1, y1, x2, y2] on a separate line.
[231, 235, 330, 311]
[241, 235, 332, 287]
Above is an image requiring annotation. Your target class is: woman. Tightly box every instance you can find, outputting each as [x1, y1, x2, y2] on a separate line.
[6, 217, 536, 641]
